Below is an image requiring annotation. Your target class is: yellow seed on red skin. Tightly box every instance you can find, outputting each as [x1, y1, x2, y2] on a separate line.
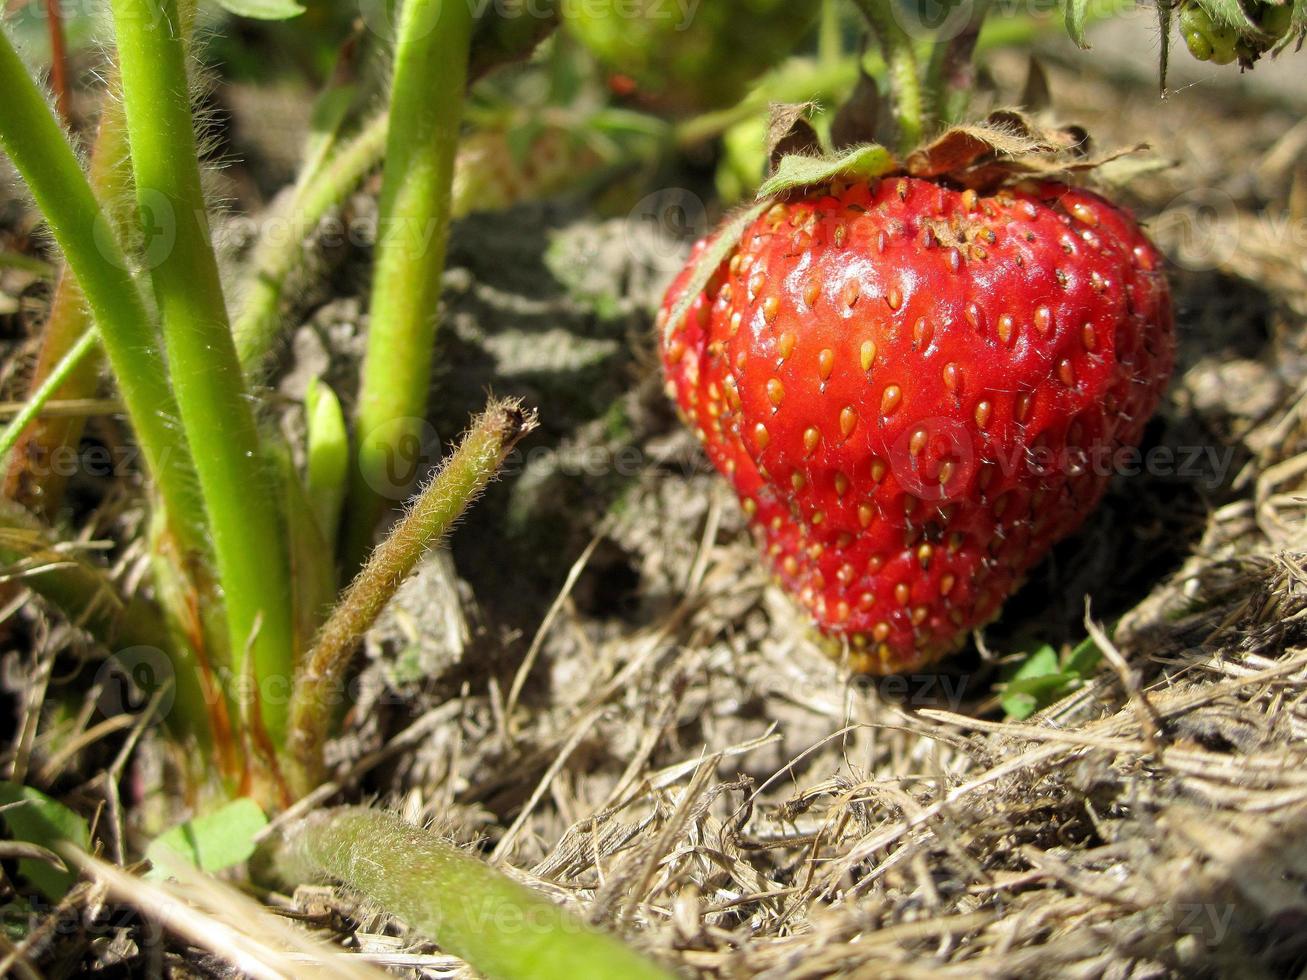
[974, 400, 992, 428]
[778, 332, 796, 361]
[783, 555, 799, 576]
[965, 303, 981, 330]
[803, 427, 820, 453]
[961, 189, 978, 211]
[858, 503, 874, 527]
[1035, 305, 1052, 333]
[873, 621, 891, 642]
[943, 362, 960, 392]
[871, 458, 887, 482]
[886, 287, 903, 311]
[1082, 323, 1097, 351]
[804, 279, 821, 307]
[834, 471, 849, 496]
[729, 253, 742, 275]
[913, 317, 932, 347]
[742, 498, 757, 516]
[911, 606, 929, 625]
[1016, 392, 1033, 422]
[1058, 358, 1076, 387]
[940, 573, 956, 596]
[763, 295, 780, 322]
[812, 510, 825, 525]
[881, 385, 902, 416]
[838, 562, 855, 583]
[808, 542, 824, 559]
[791, 471, 806, 492]
[860, 340, 877, 372]
[767, 378, 784, 407]
[842, 280, 860, 310]
[858, 592, 875, 609]
[997, 314, 1015, 346]
[1069, 201, 1098, 226]
[895, 583, 910, 605]
[818, 348, 835, 380]
[754, 423, 770, 450]
[938, 459, 955, 485]
[867, 554, 885, 573]
[909, 429, 927, 455]
[834, 601, 850, 622]
[729, 311, 742, 336]
[834, 224, 847, 247]
[917, 543, 933, 564]
[748, 271, 765, 302]
[840, 406, 858, 437]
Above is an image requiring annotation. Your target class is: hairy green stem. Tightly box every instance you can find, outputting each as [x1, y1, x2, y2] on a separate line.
[923, 0, 991, 127]
[273, 807, 673, 980]
[233, 112, 389, 377]
[289, 400, 534, 794]
[342, 0, 475, 569]
[109, 0, 294, 744]
[0, 27, 206, 554]
[852, 0, 924, 152]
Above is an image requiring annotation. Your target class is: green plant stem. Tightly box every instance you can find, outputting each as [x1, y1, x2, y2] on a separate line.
[288, 400, 534, 793]
[273, 807, 674, 980]
[0, 27, 206, 555]
[852, 0, 925, 152]
[342, 0, 476, 570]
[923, 0, 991, 127]
[109, 0, 295, 745]
[233, 111, 389, 377]
[0, 327, 99, 462]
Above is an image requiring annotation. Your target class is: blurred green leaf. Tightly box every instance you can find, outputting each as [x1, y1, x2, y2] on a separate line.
[146, 797, 267, 878]
[1000, 636, 1102, 720]
[213, 0, 305, 21]
[1064, 0, 1090, 47]
[0, 783, 90, 900]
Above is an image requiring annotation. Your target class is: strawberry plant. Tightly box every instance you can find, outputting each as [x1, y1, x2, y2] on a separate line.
[0, 0, 1300, 974]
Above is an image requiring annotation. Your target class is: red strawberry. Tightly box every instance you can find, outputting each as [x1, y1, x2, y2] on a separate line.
[659, 177, 1174, 673]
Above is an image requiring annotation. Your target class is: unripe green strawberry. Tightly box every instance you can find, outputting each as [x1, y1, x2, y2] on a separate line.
[660, 177, 1174, 673]
[1179, 4, 1240, 63]
[563, 0, 819, 113]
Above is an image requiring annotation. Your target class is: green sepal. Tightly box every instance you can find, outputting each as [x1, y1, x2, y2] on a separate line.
[757, 143, 895, 198]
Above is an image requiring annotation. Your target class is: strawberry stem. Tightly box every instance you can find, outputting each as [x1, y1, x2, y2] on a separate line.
[852, 0, 925, 152]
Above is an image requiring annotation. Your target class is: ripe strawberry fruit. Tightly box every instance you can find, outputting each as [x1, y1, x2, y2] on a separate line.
[660, 177, 1174, 673]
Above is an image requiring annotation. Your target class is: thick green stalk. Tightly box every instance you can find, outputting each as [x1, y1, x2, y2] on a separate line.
[0, 27, 206, 554]
[342, 0, 475, 569]
[233, 112, 389, 377]
[289, 400, 534, 794]
[274, 808, 674, 980]
[852, 0, 925, 152]
[109, 0, 294, 742]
